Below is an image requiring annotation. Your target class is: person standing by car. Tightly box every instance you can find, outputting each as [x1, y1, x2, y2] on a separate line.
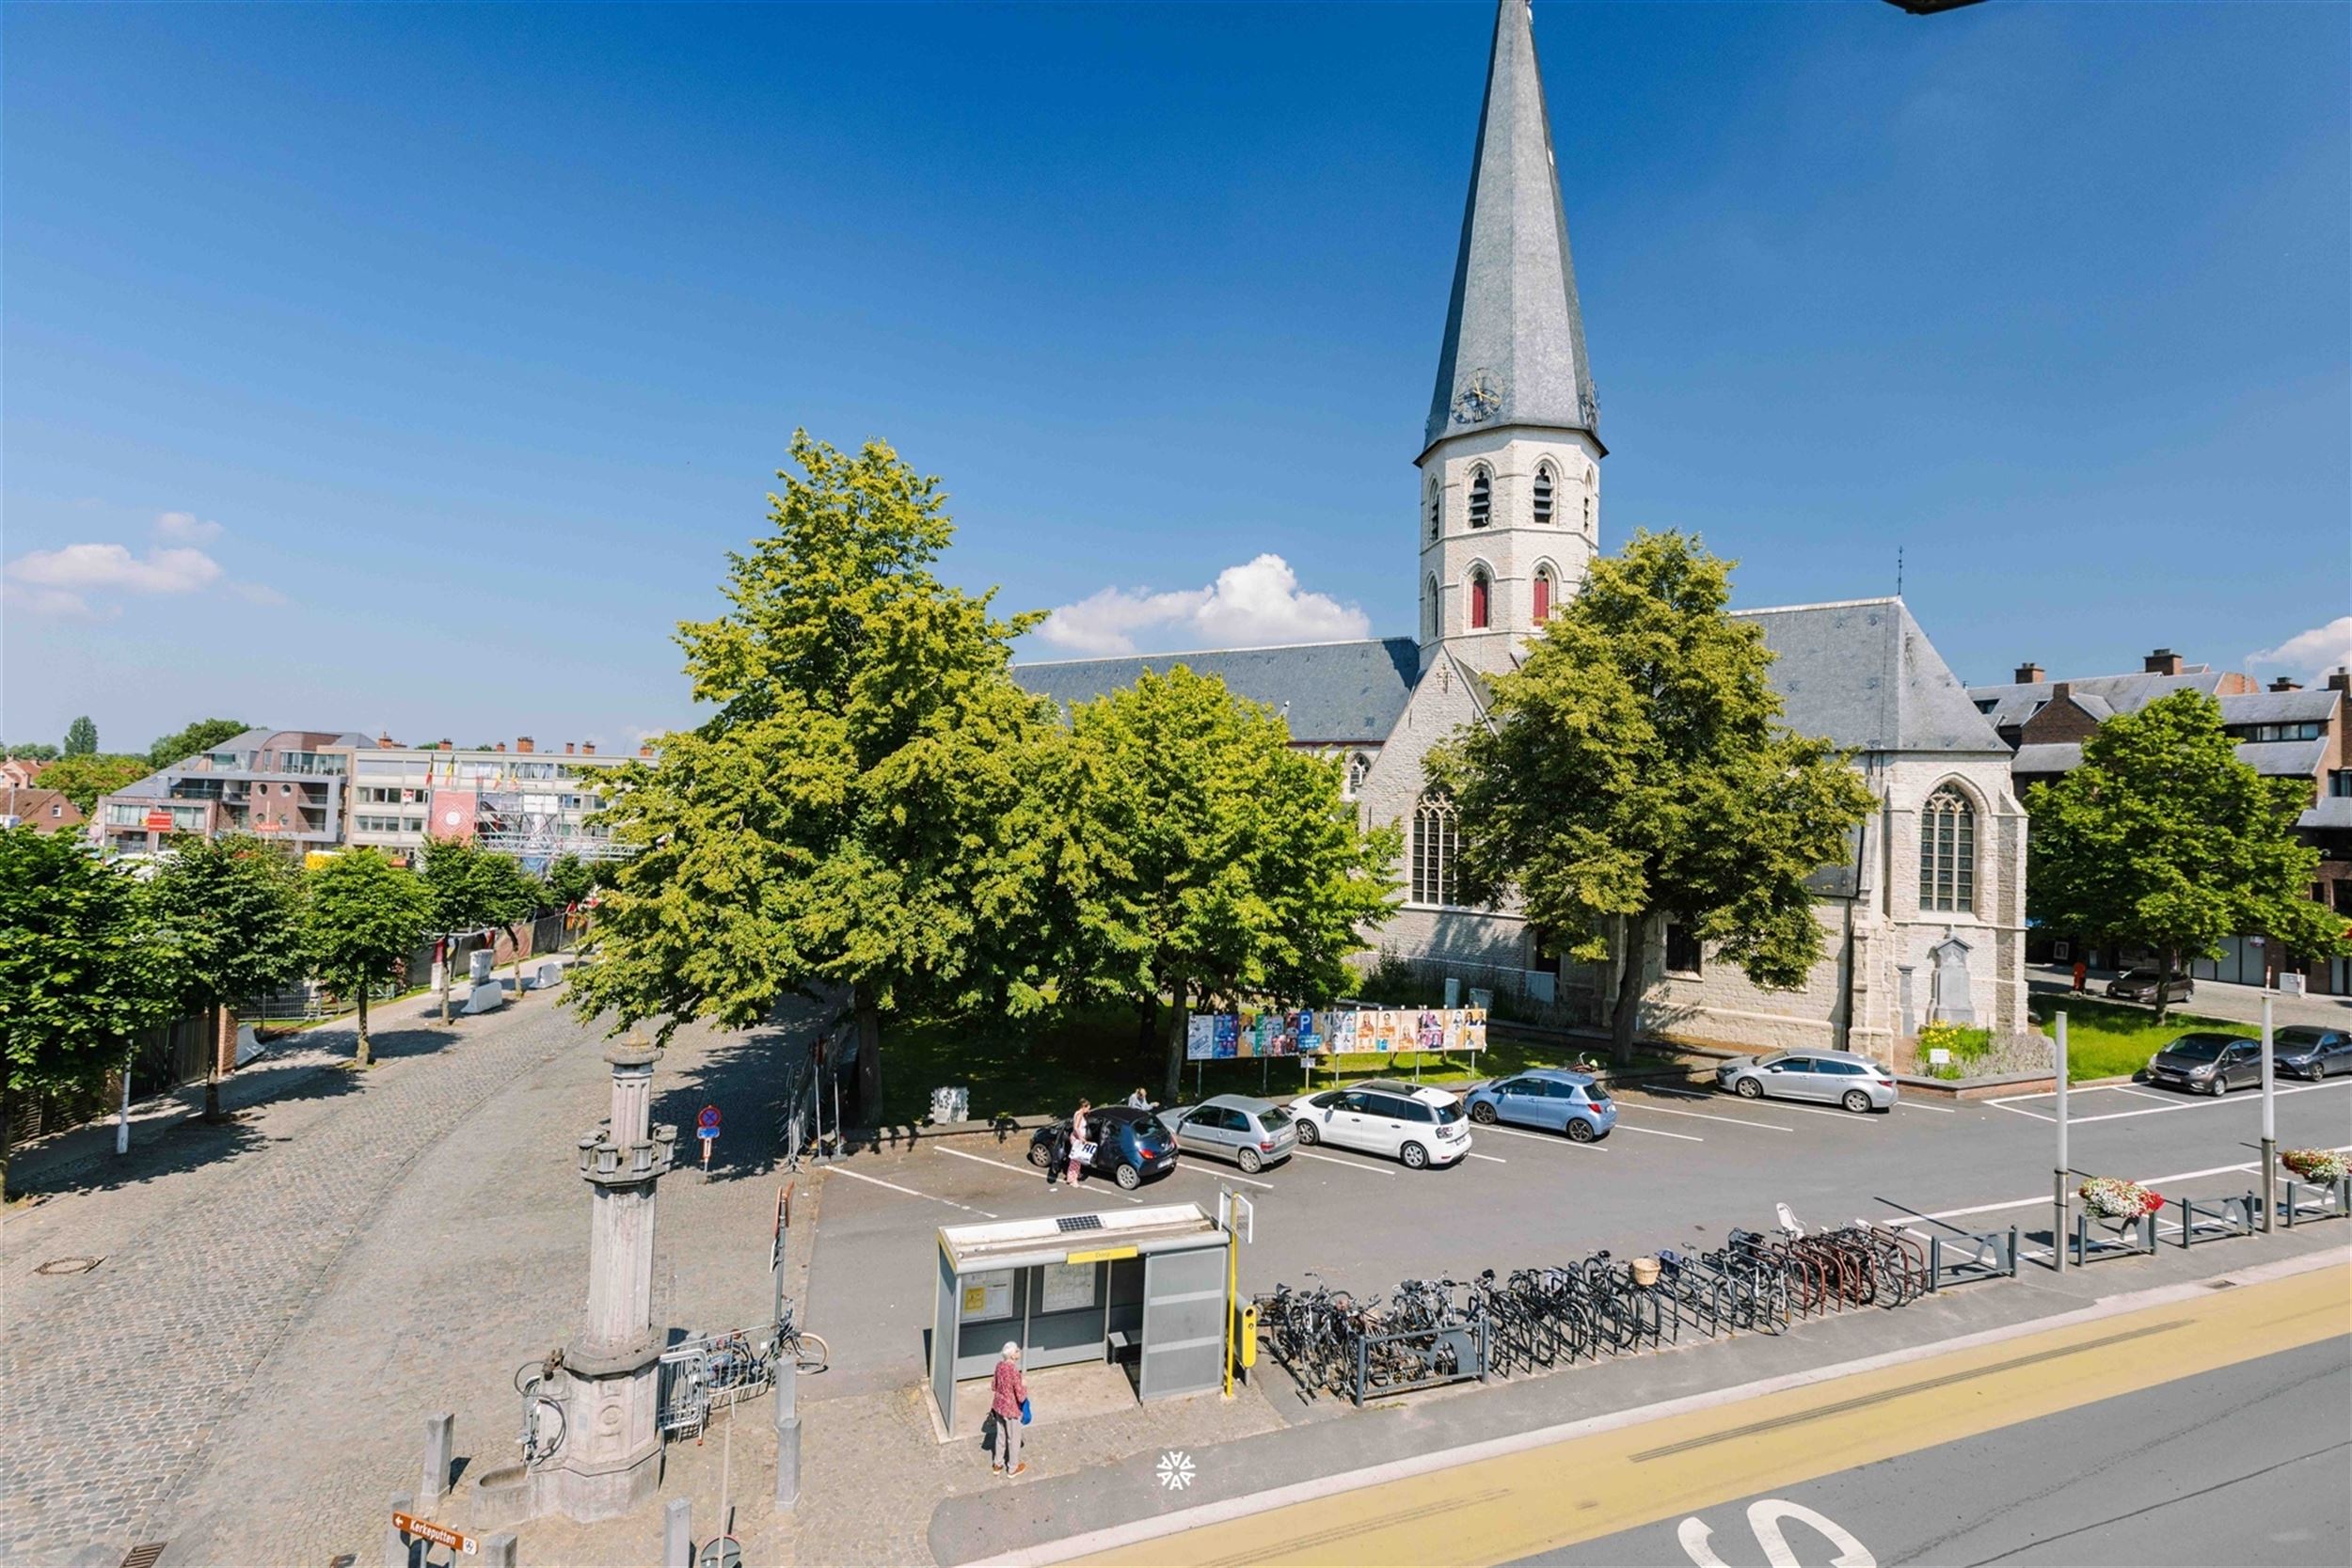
[2072, 958, 2088, 994]
[1042, 1117, 1070, 1188]
[1067, 1100, 1093, 1186]
[988, 1341, 1027, 1477]
[1126, 1086, 1152, 1111]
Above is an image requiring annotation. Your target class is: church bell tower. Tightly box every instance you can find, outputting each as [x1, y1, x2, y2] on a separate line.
[1419, 0, 1604, 676]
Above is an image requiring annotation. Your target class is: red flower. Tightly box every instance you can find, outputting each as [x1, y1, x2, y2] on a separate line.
[2142, 1192, 2164, 1214]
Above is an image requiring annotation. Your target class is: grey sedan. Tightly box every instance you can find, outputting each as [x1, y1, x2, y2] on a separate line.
[1714, 1050, 1900, 1113]
[1165, 1094, 1297, 1173]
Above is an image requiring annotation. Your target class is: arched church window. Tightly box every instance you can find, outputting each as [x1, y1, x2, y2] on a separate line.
[1469, 568, 1491, 630]
[1345, 752, 1372, 800]
[1411, 796, 1458, 906]
[1533, 463, 1555, 526]
[1426, 478, 1441, 541]
[1533, 565, 1553, 625]
[1582, 493, 1593, 531]
[1469, 468, 1492, 529]
[1423, 575, 1440, 641]
[1919, 785, 1976, 913]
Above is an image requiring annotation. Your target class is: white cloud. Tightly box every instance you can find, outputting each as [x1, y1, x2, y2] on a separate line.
[228, 580, 291, 607]
[2252, 617, 2352, 677]
[0, 581, 109, 619]
[153, 510, 224, 545]
[7, 542, 223, 596]
[1036, 554, 1372, 657]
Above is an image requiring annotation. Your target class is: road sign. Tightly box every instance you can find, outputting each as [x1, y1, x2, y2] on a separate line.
[696, 1535, 743, 1568]
[392, 1512, 478, 1556]
[697, 1126, 721, 1141]
[698, 1105, 722, 1131]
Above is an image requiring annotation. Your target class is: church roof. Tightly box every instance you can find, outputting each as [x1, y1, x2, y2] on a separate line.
[1014, 638, 1421, 746]
[1736, 598, 2009, 756]
[1423, 0, 1599, 457]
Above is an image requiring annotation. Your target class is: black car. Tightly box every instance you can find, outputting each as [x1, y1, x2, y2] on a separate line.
[2106, 969, 2195, 1006]
[1025, 1105, 1179, 1189]
[2272, 1026, 2352, 1080]
[2143, 1032, 2260, 1094]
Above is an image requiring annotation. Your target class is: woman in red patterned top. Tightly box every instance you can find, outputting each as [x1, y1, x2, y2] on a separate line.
[989, 1341, 1027, 1476]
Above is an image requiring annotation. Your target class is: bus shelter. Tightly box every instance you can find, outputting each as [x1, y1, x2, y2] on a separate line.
[929, 1204, 1231, 1438]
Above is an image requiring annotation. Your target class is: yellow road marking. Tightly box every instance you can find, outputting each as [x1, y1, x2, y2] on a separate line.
[1081, 1263, 2352, 1566]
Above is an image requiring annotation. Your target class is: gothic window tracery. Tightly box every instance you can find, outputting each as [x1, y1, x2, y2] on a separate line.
[1533, 462, 1555, 526]
[1411, 796, 1458, 906]
[1427, 477, 1441, 540]
[1469, 467, 1492, 529]
[1345, 752, 1372, 800]
[1919, 784, 1977, 913]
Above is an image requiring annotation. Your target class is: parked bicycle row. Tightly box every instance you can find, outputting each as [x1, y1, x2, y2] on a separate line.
[1252, 1214, 1932, 1405]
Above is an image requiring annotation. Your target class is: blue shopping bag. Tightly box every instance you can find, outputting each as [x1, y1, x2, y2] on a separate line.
[1020, 1398, 1032, 1425]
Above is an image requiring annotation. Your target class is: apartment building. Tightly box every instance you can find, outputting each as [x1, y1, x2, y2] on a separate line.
[344, 736, 635, 869]
[93, 727, 367, 855]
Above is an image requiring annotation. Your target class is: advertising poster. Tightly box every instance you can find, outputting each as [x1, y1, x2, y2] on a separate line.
[1273, 1011, 1299, 1057]
[1254, 1013, 1280, 1056]
[1295, 1007, 1320, 1054]
[959, 1269, 1014, 1322]
[1466, 1007, 1487, 1051]
[1442, 1009, 1464, 1053]
[1417, 1010, 1443, 1051]
[1041, 1260, 1099, 1314]
[1375, 1011, 1401, 1053]
[1214, 1014, 1240, 1058]
[1186, 1014, 1216, 1061]
[1326, 1011, 1356, 1054]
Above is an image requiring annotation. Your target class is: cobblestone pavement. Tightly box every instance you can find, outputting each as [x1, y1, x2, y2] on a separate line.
[0, 978, 822, 1568]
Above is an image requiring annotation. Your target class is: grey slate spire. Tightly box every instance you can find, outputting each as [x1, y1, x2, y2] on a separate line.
[1423, 0, 1599, 456]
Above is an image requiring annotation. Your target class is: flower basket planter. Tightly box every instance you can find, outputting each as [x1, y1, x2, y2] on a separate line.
[2078, 1176, 2163, 1222]
[2281, 1148, 2347, 1184]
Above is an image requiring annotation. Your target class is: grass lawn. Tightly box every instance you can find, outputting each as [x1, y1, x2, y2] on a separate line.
[2030, 996, 2244, 1082]
[875, 1007, 1678, 1125]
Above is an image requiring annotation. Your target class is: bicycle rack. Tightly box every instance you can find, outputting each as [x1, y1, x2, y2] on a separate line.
[1349, 1319, 1487, 1405]
[2071, 1210, 2158, 1266]
[2280, 1174, 2352, 1227]
[1926, 1227, 2018, 1291]
[2174, 1192, 2259, 1248]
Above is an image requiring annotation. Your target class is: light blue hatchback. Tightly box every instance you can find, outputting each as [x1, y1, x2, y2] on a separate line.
[1464, 1068, 1617, 1142]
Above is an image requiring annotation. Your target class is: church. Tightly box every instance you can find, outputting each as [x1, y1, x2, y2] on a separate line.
[1017, 0, 2028, 1055]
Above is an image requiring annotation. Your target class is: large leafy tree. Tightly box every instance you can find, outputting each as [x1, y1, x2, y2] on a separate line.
[149, 718, 249, 769]
[63, 716, 98, 755]
[1425, 531, 1877, 1064]
[569, 432, 1052, 1116]
[150, 833, 310, 1118]
[0, 831, 181, 1197]
[2027, 690, 2347, 1021]
[4, 743, 60, 762]
[1054, 667, 1399, 1100]
[546, 852, 597, 911]
[40, 753, 151, 815]
[419, 836, 506, 1022]
[308, 849, 432, 1066]
[482, 854, 552, 987]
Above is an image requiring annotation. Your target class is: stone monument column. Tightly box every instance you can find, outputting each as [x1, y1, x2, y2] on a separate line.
[542, 1042, 676, 1521]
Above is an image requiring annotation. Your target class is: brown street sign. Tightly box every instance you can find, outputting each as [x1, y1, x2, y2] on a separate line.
[391, 1513, 478, 1555]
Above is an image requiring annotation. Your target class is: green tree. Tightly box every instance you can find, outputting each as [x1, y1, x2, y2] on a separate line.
[419, 836, 503, 1022]
[546, 853, 597, 911]
[63, 716, 98, 756]
[40, 753, 149, 815]
[308, 849, 432, 1066]
[1424, 531, 1877, 1064]
[148, 718, 249, 769]
[568, 432, 1053, 1117]
[0, 831, 181, 1197]
[4, 743, 60, 762]
[1054, 667, 1400, 1100]
[150, 834, 310, 1117]
[481, 853, 551, 988]
[2026, 689, 2348, 1022]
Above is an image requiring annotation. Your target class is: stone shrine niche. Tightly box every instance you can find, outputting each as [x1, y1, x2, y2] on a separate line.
[1927, 936, 1976, 1026]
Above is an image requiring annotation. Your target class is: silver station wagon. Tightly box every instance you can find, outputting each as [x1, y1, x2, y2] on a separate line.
[1715, 1049, 1900, 1113]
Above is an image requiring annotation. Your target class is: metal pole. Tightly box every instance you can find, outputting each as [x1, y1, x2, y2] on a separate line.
[2260, 993, 2277, 1232]
[117, 1052, 133, 1156]
[2052, 1011, 2069, 1274]
[773, 1357, 801, 1510]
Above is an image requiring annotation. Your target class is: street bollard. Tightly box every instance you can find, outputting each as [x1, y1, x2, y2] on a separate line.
[664, 1498, 693, 1568]
[386, 1492, 414, 1568]
[773, 1358, 801, 1511]
[482, 1533, 517, 1568]
[421, 1412, 454, 1501]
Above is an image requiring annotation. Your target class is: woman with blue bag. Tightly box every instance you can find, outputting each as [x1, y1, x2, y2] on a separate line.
[988, 1341, 1029, 1477]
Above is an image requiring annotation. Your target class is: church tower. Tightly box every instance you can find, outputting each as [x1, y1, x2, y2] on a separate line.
[1419, 0, 1603, 676]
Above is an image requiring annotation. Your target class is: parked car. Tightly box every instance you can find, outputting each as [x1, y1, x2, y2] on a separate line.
[1713, 1050, 1899, 1113]
[2143, 1031, 2263, 1095]
[2274, 1026, 2352, 1081]
[1288, 1084, 1471, 1168]
[1025, 1105, 1179, 1188]
[1463, 1069, 1617, 1142]
[1164, 1094, 1298, 1173]
[2106, 969, 2195, 1006]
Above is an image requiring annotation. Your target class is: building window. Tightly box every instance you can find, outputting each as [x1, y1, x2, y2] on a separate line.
[1664, 922, 1703, 976]
[2330, 770, 2352, 799]
[1582, 494, 1593, 531]
[1533, 566, 1553, 625]
[1426, 478, 1440, 540]
[1533, 463, 1555, 525]
[1423, 575, 1440, 641]
[1469, 467, 1491, 528]
[1919, 784, 1976, 913]
[1469, 568, 1491, 630]
[1345, 752, 1372, 800]
[1411, 797, 1458, 906]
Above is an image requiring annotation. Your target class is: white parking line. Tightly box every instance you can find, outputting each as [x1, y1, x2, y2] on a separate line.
[1617, 1101, 1789, 1132]
[1712, 1096, 1879, 1123]
[1293, 1148, 1396, 1176]
[1899, 1146, 2352, 1224]
[933, 1145, 1144, 1204]
[2110, 1085, 2176, 1103]
[1464, 1151, 1508, 1164]
[1474, 1123, 1607, 1152]
[1988, 1077, 2352, 1127]
[1615, 1123, 1704, 1143]
[827, 1163, 998, 1218]
[1167, 1160, 1277, 1192]
[1895, 1101, 1958, 1115]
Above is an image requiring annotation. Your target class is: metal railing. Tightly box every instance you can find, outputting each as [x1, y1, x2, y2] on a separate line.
[2071, 1210, 2158, 1265]
[2173, 1192, 2258, 1247]
[1927, 1227, 2019, 1290]
[2280, 1174, 2352, 1227]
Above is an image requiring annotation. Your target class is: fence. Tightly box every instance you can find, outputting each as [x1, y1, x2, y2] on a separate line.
[2280, 1174, 2352, 1227]
[1926, 1227, 2019, 1290]
[1348, 950, 1596, 1030]
[2173, 1193, 2259, 1247]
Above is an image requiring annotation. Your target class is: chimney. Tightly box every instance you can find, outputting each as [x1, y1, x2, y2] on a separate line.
[495, 741, 507, 752]
[581, 742, 596, 755]
[517, 736, 534, 754]
[2051, 681, 2073, 704]
[639, 744, 653, 758]
[564, 741, 576, 755]
[2328, 669, 2349, 692]
[2013, 661, 2044, 685]
[438, 739, 453, 751]
[2144, 648, 2185, 675]
[377, 731, 394, 749]
[2269, 677, 2302, 693]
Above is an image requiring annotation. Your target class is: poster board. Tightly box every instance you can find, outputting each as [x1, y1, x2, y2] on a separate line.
[959, 1268, 1014, 1322]
[1184, 1006, 1489, 1058]
[1040, 1260, 1098, 1314]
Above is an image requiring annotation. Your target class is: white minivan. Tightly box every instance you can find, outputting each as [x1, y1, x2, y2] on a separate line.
[1289, 1084, 1472, 1169]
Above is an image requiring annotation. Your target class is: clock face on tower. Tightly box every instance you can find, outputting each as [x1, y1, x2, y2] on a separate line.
[1451, 372, 1502, 426]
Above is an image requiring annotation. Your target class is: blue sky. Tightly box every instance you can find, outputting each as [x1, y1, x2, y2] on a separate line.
[6, 1, 2346, 754]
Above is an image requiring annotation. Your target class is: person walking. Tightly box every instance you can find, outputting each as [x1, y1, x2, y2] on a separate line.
[1043, 1117, 1071, 1189]
[1067, 1099, 1093, 1187]
[988, 1341, 1027, 1477]
[2072, 958, 2088, 995]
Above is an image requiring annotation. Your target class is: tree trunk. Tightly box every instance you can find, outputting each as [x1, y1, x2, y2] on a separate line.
[1161, 978, 1190, 1104]
[203, 1003, 228, 1122]
[1135, 999, 1159, 1074]
[2154, 945, 2175, 1025]
[852, 990, 882, 1126]
[1610, 916, 1650, 1067]
[1, 1069, 12, 1202]
[438, 938, 453, 1025]
[355, 980, 373, 1068]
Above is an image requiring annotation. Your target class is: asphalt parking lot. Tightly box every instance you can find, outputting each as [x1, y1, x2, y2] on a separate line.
[799, 1071, 2352, 1404]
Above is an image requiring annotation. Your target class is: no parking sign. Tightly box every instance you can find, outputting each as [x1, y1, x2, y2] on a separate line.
[697, 1104, 721, 1170]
